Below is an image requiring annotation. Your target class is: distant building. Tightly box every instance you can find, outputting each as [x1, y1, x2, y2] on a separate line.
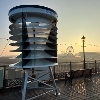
[58, 53, 75, 58]
[76, 52, 100, 60]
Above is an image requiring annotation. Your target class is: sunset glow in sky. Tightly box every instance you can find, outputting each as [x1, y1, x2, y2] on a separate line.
[0, 0, 100, 56]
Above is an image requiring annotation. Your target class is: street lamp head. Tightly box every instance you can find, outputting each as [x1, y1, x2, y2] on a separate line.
[81, 35, 86, 42]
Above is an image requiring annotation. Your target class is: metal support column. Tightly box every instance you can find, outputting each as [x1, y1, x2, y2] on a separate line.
[22, 70, 29, 100]
[49, 66, 60, 96]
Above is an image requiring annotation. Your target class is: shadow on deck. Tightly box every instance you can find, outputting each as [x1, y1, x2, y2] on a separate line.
[0, 74, 100, 100]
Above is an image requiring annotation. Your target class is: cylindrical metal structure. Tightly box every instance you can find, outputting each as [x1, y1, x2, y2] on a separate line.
[8, 5, 58, 68]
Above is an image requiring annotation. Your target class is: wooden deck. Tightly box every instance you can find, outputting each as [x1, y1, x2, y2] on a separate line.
[0, 74, 100, 100]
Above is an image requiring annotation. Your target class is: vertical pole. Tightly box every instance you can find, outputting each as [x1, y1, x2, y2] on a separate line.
[22, 70, 28, 100]
[53, 66, 56, 79]
[3, 65, 6, 89]
[21, 70, 25, 92]
[49, 66, 59, 96]
[94, 60, 97, 73]
[70, 61, 72, 71]
[32, 68, 34, 77]
[83, 40, 86, 69]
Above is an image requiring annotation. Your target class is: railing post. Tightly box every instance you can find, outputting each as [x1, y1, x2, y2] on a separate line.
[32, 68, 35, 77]
[53, 66, 56, 79]
[3, 65, 6, 89]
[70, 61, 72, 71]
[94, 60, 97, 73]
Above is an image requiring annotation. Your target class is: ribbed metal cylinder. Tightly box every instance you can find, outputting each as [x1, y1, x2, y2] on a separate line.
[8, 5, 58, 68]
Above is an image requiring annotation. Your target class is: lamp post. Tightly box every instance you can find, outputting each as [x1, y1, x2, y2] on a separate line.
[81, 35, 86, 69]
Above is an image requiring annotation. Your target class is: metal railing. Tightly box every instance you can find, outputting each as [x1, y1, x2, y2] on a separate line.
[53, 60, 100, 79]
[0, 60, 100, 89]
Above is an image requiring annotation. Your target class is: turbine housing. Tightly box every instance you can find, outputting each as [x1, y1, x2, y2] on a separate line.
[8, 5, 58, 68]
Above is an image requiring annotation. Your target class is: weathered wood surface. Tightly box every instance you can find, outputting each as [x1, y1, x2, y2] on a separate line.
[0, 74, 100, 100]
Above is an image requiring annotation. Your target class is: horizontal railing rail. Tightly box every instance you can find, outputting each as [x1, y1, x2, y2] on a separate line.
[0, 60, 100, 89]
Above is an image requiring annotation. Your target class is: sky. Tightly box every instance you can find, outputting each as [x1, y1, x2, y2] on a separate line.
[0, 0, 100, 56]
